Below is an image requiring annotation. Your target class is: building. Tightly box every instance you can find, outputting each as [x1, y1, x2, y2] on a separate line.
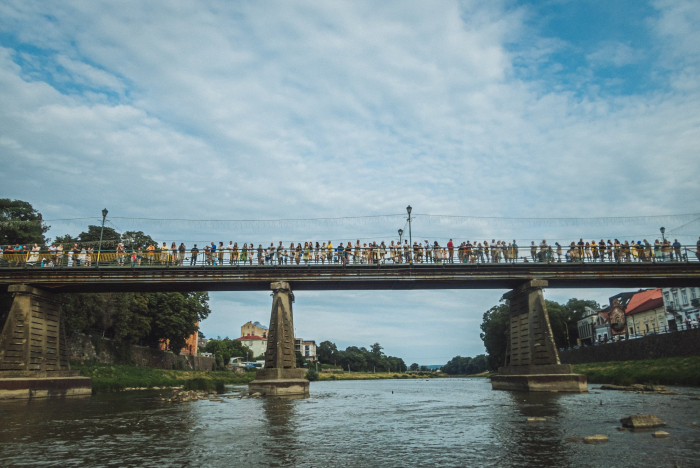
[594, 310, 611, 343]
[302, 340, 317, 361]
[197, 336, 209, 350]
[662, 287, 700, 329]
[241, 321, 268, 339]
[626, 288, 667, 337]
[577, 306, 598, 345]
[159, 323, 198, 356]
[234, 334, 267, 358]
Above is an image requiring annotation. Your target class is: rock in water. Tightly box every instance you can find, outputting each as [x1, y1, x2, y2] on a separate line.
[652, 431, 670, 438]
[620, 415, 666, 429]
[583, 435, 609, 444]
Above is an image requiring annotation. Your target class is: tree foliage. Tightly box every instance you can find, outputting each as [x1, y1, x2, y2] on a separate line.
[204, 337, 253, 368]
[442, 354, 489, 375]
[0, 198, 49, 245]
[316, 341, 405, 372]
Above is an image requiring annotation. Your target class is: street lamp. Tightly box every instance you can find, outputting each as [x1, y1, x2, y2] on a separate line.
[398, 229, 403, 244]
[660, 227, 666, 242]
[406, 205, 413, 263]
[97, 208, 108, 267]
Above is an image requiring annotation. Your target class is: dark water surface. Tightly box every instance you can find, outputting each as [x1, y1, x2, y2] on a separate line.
[1, 379, 699, 467]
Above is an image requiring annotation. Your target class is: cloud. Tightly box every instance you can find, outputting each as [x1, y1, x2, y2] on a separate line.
[586, 41, 644, 67]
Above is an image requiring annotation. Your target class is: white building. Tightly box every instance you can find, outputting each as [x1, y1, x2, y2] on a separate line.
[234, 334, 267, 358]
[577, 306, 598, 345]
[662, 287, 700, 329]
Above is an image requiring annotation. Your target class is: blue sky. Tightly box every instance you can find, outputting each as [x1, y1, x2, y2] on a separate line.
[1, 0, 699, 364]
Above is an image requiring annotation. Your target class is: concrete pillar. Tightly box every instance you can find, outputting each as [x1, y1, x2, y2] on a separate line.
[0, 285, 91, 399]
[248, 282, 309, 397]
[491, 280, 588, 392]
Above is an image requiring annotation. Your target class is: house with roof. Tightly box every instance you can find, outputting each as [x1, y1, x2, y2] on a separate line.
[662, 287, 700, 329]
[234, 334, 267, 358]
[625, 288, 668, 337]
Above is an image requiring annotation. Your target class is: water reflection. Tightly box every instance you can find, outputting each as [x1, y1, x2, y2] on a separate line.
[1, 380, 699, 467]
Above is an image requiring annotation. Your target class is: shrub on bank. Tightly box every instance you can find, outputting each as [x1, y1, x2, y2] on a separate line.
[572, 356, 700, 387]
[72, 361, 255, 393]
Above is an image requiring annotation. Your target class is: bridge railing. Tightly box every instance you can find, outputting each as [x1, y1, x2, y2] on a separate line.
[1, 245, 698, 268]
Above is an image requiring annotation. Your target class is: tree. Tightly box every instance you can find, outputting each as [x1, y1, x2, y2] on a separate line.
[410, 363, 419, 371]
[146, 292, 211, 353]
[479, 302, 510, 370]
[120, 230, 157, 250]
[204, 337, 252, 367]
[317, 340, 338, 364]
[75, 225, 122, 248]
[0, 199, 49, 245]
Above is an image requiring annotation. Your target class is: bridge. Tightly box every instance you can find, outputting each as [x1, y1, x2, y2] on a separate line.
[1, 262, 699, 293]
[1, 261, 699, 398]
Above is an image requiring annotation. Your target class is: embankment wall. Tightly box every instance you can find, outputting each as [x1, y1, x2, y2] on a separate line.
[69, 333, 215, 370]
[560, 328, 700, 364]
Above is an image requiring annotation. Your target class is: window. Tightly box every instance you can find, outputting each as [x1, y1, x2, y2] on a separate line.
[673, 292, 680, 307]
[629, 327, 634, 335]
[682, 290, 689, 306]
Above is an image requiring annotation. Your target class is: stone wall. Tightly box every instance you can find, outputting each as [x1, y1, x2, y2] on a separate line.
[69, 333, 216, 370]
[560, 328, 700, 364]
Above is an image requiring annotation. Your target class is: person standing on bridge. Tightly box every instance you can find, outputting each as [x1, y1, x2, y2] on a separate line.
[190, 244, 199, 266]
[696, 237, 700, 261]
[673, 239, 682, 261]
[178, 243, 186, 265]
[530, 242, 537, 262]
[447, 239, 454, 263]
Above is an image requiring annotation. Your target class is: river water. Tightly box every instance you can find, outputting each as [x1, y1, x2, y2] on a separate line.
[1, 379, 699, 467]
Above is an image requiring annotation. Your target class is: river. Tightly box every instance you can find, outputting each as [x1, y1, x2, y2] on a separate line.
[1, 379, 699, 467]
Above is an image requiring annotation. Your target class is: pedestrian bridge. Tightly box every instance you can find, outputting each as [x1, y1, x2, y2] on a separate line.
[1, 261, 699, 293]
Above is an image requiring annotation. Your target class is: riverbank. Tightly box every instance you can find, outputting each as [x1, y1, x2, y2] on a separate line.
[73, 362, 256, 393]
[572, 356, 700, 386]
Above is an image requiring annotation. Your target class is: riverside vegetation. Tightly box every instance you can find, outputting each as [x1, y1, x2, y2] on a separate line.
[73, 361, 256, 393]
[572, 356, 700, 387]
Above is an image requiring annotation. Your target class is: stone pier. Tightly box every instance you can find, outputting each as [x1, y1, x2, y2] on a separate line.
[491, 280, 588, 393]
[248, 282, 309, 397]
[0, 285, 91, 399]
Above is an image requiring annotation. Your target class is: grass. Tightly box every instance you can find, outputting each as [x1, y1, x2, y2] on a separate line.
[72, 361, 256, 393]
[572, 356, 700, 387]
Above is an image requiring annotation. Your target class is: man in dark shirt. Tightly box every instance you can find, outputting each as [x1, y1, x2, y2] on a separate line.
[598, 240, 606, 262]
[673, 239, 682, 261]
[190, 244, 199, 266]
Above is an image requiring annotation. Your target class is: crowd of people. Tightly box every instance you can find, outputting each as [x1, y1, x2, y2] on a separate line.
[2, 236, 699, 267]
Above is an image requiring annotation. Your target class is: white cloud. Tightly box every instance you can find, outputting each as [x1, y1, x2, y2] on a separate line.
[586, 41, 644, 67]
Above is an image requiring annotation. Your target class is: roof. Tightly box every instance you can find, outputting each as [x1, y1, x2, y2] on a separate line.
[252, 321, 268, 330]
[303, 340, 316, 345]
[626, 288, 664, 316]
[235, 335, 267, 341]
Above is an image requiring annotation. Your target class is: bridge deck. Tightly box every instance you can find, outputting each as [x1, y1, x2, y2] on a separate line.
[1, 263, 699, 292]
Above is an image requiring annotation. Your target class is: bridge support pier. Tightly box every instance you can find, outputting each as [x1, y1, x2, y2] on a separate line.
[491, 280, 587, 393]
[0, 285, 91, 399]
[248, 282, 309, 398]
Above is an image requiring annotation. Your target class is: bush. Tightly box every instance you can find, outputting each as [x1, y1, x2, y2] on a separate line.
[305, 369, 319, 381]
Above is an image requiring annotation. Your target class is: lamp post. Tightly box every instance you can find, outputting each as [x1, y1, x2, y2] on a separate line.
[398, 229, 403, 244]
[406, 205, 413, 251]
[97, 208, 108, 267]
[660, 227, 666, 242]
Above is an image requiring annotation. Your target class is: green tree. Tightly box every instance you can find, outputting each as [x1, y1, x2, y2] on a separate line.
[146, 292, 211, 353]
[0, 199, 49, 245]
[204, 337, 252, 367]
[409, 363, 419, 371]
[120, 230, 157, 250]
[317, 340, 338, 364]
[75, 225, 122, 248]
[479, 302, 510, 370]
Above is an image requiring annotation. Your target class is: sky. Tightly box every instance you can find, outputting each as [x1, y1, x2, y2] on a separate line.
[1, 0, 699, 364]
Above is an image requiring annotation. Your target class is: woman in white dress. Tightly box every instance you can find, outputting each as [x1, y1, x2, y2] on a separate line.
[28, 243, 41, 265]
